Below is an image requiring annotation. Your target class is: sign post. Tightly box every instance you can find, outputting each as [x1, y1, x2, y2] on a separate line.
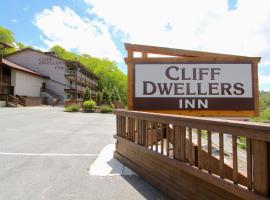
[125, 43, 260, 117]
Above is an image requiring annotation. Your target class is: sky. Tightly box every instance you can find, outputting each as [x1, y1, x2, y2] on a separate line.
[0, 0, 269, 90]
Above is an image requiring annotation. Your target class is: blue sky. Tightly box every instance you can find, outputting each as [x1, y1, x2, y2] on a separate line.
[0, 0, 270, 90]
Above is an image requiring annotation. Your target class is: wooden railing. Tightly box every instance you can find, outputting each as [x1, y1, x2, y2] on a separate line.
[114, 109, 270, 200]
[7, 95, 18, 106]
[16, 95, 26, 106]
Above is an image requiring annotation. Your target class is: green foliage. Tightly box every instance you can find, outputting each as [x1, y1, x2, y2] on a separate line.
[253, 92, 270, 122]
[83, 87, 92, 101]
[110, 86, 121, 102]
[0, 26, 16, 55]
[1, 27, 127, 104]
[100, 105, 113, 113]
[64, 105, 81, 112]
[237, 136, 246, 150]
[82, 100, 96, 111]
[96, 91, 103, 106]
[50, 45, 127, 104]
[259, 92, 270, 111]
[0, 26, 30, 55]
[101, 87, 111, 105]
[261, 108, 270, 119]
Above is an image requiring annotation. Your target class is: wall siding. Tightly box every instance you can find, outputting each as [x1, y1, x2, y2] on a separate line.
[14, 70, 44, 97]
[7, 50, 67, 102]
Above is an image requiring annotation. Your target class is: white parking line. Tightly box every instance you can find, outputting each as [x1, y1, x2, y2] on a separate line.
[0, 152, 99, 156]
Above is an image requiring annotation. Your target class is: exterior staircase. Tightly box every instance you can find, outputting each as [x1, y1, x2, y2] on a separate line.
[0, 94, 26, 107]
[41, 88, 60, 105]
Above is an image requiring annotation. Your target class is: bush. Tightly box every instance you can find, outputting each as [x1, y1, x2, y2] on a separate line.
[65, 105, 81, 112]
[100, 105, 113, 113]
[101, 87, 111, 105]
[82, 100, 96, 111]
[252, 108, 270, 122]
[261, 108, 270, 119]
[83, 87, 92, 101]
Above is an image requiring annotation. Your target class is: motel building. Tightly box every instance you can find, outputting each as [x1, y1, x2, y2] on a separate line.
[0, 47, 98, 107]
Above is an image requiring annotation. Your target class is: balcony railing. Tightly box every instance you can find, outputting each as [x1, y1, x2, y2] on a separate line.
[65, 70, 76, 76]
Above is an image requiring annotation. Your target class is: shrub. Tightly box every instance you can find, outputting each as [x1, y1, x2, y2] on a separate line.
[261, 108, 270, 120]
[252, 108, 270, 122]
[83, 100, 96, 111]
[96, 91, 103, 106]
[110, 86, 121, 102]
[65, 105, 81, 112]
[101, 87, 111, 105]
[83, 87, 92, 101]
[100, 105, 113, 113]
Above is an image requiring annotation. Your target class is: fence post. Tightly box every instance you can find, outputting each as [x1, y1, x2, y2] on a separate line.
[174, 126, 186, 162]
[252, 139, 269, 196]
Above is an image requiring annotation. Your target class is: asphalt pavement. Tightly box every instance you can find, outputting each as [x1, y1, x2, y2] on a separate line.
[0, 107, 167, 200]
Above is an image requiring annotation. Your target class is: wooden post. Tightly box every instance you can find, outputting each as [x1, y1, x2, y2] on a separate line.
[127, 50, 133, 110]
[174, 126, 186, 162]
[252, 61, 260, 117]
[142, 52, 148, 58]
[252, 139, 269, 196]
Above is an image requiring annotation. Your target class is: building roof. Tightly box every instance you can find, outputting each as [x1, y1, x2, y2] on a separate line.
[0, 42, 13, 50]
[5, 48, 98, 79]
[1, 58, 48, 79]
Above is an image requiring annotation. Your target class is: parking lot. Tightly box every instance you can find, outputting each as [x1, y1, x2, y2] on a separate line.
[0, 107, 166, 200]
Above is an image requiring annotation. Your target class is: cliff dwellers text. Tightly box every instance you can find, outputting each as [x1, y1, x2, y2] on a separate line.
[142, 66, 245, 109]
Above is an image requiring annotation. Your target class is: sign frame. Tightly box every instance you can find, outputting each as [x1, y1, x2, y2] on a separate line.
[125, 43, 260, 117]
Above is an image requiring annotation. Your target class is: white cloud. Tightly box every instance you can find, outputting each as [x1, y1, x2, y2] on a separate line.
[85, 0, 270, 58]
[11, 19, 18, 23]
[34, 6, 122, 61]
[23, 7, 29, 11]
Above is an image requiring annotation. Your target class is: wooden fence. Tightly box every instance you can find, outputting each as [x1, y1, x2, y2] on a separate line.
[114, 109, 270, 200]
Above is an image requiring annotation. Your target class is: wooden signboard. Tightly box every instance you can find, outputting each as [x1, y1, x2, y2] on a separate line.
[125, 43, 261, 117]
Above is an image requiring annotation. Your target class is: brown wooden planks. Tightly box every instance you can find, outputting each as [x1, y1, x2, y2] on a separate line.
[166, 124, 170, 156]
[161, 124, 164, 154]
[246, 138, 252, 190]
[155, 123, 158, 152]
[207, 130, 212, 174]
[219, 132, 224, 179]
[114, 136, 266, 200]
[197, 129, 202, 170]
[232, 135, 238, 184]
[114, 109, 270, 142]
[252, 139, 269, 196]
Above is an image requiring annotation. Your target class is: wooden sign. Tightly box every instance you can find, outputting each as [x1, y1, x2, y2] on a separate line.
[125, 43, 261, 117]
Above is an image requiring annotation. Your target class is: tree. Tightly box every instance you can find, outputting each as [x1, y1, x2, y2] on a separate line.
[96, 91, 103, 106]
[110, 86, 121, 102]
[101, 87, 111, 105]
[50, 45, 127, 105]
[83, 87, 92, 101]
[0, 26, 16, 55]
